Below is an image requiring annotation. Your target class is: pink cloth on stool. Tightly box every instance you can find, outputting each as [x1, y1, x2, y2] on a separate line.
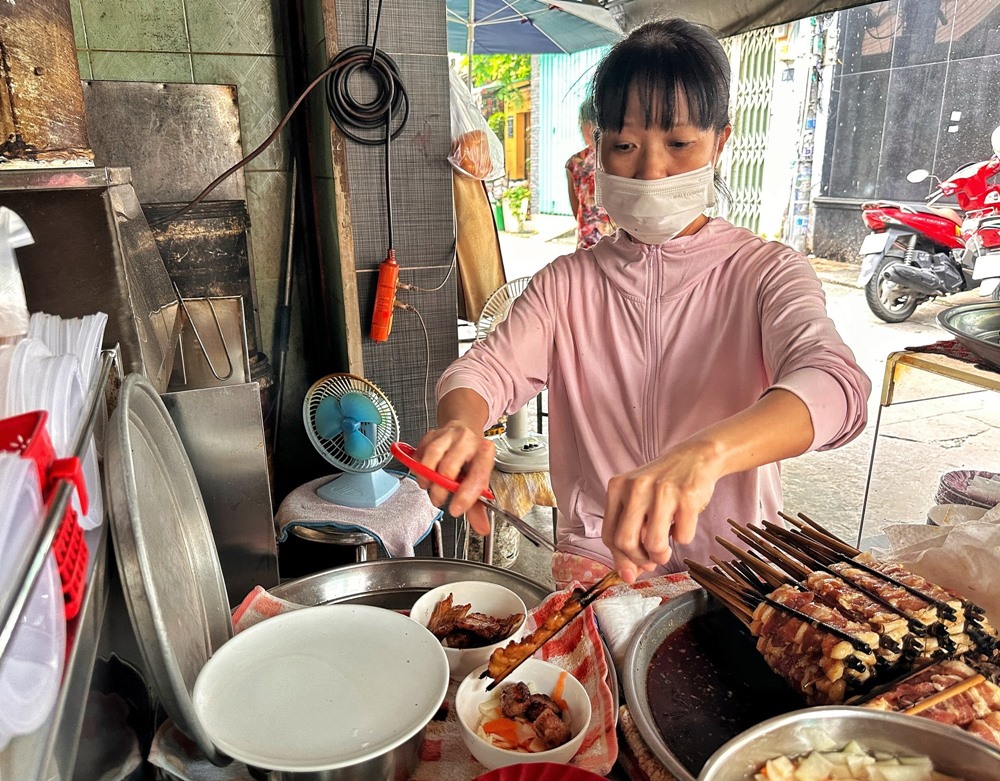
[275, 474, 441, 557]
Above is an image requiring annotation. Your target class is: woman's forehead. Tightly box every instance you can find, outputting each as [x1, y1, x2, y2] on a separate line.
[621, 84, 692, 129]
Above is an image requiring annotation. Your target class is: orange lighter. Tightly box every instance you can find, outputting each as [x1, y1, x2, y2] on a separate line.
[370, 249, 399, 342]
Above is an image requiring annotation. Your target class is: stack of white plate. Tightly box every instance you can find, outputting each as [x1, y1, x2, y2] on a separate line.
[0, 454, 65, 751]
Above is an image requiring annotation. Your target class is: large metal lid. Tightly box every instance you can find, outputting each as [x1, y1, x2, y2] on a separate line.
[106, 373, 232, 765]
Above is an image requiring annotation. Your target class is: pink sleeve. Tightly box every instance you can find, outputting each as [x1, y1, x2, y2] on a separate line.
[436, 266, 559, 424]
[756, 249, 872, 451]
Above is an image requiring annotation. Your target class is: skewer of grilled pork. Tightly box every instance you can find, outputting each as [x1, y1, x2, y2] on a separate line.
[688, 559, 879, 705]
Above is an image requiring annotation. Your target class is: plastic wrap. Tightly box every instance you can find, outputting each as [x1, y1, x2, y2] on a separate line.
[0, 207, 33, 340]
[449, 70, 505, 181]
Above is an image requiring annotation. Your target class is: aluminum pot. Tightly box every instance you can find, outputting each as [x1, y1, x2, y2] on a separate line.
[244, 732, 422, 781]
[698, 705, 1000, 780]
[246, 559, 554, 780]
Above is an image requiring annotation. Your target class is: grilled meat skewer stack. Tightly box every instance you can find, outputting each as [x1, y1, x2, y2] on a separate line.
[686, 513, 999, 707]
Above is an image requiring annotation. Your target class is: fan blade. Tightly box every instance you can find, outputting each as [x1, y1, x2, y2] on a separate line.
[315, 397, 345, 439]
[344, 429, 376, 462]
[340, 391, 382, 424]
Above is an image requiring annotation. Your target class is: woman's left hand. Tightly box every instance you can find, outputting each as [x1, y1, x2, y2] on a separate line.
[601, 439, 723, 583]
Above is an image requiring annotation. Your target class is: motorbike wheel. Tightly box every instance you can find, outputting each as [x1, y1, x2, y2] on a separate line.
[865, 256, 921, 323]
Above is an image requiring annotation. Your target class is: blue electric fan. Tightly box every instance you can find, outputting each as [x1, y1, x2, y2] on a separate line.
[303, 373, 401, 508]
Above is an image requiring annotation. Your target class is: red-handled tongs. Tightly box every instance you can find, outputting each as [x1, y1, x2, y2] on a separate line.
[390, 442, 556, 551]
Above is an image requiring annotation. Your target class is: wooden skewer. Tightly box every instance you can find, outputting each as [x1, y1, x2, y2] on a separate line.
[711, 556, 768, 593]
[763, 521, 842, 565]
[797, 512, 862, 556]
[757, 525, 826, 569]
[902, 674, 986, 716]
[716, 537, 794, 590]
[686, 560, 759, 619]
[481, 570, 623, 689]
[732, 524, 814, 580]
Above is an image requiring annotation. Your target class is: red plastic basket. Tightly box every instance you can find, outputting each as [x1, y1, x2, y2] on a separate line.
[0, 410, 89, 620]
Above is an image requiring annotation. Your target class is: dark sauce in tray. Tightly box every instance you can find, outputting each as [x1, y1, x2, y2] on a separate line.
[645, 608, 805, 774]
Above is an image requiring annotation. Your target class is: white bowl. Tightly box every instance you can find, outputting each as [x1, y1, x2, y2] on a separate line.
[927, 503, 989, 526]
[409, 580, 527, 680]
[455, 659, 592, 770]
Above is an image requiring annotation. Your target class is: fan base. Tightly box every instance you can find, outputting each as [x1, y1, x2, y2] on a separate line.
[315, 469, 401, 508]
[492, 434, 549, 474]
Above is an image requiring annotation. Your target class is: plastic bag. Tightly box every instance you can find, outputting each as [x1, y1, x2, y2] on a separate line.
[448, 70, 505, 181]
[0, 207, 32, 340]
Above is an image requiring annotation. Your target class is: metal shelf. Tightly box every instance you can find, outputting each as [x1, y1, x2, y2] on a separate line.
[0, 349, 117, 780]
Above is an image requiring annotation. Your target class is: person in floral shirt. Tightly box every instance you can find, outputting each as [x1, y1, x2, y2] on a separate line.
[566, 98, 615, 248]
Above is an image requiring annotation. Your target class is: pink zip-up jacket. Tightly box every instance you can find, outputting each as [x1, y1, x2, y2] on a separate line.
[438, 219, 871, 573]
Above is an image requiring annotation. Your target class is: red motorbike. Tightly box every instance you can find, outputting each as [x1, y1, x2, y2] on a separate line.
[857, 142, 1000, 322]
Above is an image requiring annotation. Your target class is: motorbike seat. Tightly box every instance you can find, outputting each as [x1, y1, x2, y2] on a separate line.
[865, 200, 963, 225]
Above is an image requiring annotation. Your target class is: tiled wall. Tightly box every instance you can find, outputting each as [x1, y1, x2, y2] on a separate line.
[71, 0, 290, 361]
[814, 0, 1000, 260]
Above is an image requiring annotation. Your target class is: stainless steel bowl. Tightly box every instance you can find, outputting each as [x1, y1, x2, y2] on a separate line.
[698, 706, 1000, 781]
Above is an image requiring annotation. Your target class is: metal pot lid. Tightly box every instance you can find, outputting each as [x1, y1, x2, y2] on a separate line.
[106, 372, 232, 765]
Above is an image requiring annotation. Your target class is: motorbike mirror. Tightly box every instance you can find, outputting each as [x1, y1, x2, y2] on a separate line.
[906, 169, 931, 184]
[992, 125, 1000, 157]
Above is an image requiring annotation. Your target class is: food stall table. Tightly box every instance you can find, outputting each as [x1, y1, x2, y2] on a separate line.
[859, 345, 1000, 543]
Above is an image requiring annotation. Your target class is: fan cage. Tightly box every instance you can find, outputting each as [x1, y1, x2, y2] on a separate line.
[476, 277, 531, 341]
[303, 374, 399, 473]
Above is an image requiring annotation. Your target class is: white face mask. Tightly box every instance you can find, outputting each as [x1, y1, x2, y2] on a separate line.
[595, 159, 717, 244]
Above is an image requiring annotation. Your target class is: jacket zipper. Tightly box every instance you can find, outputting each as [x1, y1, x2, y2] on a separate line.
[643, 246, 660, 463]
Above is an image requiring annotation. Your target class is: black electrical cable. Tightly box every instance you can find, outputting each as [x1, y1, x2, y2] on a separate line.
[324, 0, 408, 250]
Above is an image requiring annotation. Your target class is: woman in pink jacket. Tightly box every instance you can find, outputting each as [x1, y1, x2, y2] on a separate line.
[416, 18, 871, 587]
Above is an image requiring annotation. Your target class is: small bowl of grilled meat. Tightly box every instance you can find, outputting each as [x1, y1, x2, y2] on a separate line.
[410, 580, 527, 680]
[456, 658, 592, 770]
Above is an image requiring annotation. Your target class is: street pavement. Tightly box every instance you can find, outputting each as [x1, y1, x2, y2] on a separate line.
[493, 215, 1000, 587]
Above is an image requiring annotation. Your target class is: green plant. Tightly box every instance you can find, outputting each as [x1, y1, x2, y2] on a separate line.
[502, 184, 530, 230]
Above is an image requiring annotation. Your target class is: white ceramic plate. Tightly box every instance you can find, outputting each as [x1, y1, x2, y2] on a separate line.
[192, 604, 449, 772]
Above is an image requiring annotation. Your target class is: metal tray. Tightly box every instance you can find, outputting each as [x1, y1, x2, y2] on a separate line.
[622, 590, 802, 781]
[106, 373, 233, 766]
[937, 302, 1000, 370]
[271, 559, 619, 709]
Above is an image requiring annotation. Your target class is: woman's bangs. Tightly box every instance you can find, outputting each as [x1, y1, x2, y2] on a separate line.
[596, 50, 722, 133]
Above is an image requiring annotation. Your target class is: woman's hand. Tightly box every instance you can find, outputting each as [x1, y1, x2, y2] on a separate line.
[601, 389, 815, 583]
[414, 421, 495, 535]
[601, 439, 723, 583]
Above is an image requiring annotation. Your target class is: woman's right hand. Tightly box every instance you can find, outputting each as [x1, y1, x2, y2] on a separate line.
[414, 422, 496, 535]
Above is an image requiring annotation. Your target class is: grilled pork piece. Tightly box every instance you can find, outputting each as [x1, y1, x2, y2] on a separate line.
[425, 593, 524, 648]
[533, 707, 571, 749]
[968, 712, 1000, 747]
[499, 682, 531, 717]
[751, 584, 880, 705]
[427, 594, 470, 639]
[525, 693, 561, 721]
[495, 682, 572, 750]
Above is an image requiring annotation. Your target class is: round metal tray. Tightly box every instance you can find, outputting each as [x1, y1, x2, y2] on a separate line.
[937, 302, 1000, 370]
[271, 558, 619, 709]
[106, 374, 233, 766]
[622, 589, 801, 781]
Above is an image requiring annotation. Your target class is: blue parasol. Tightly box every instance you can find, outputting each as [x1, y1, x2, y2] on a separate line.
[447, 0, 621, 55]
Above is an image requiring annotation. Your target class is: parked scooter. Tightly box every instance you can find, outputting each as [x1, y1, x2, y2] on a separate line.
[961, 126, 1000, 300]
[857, 131, 1000, 322]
